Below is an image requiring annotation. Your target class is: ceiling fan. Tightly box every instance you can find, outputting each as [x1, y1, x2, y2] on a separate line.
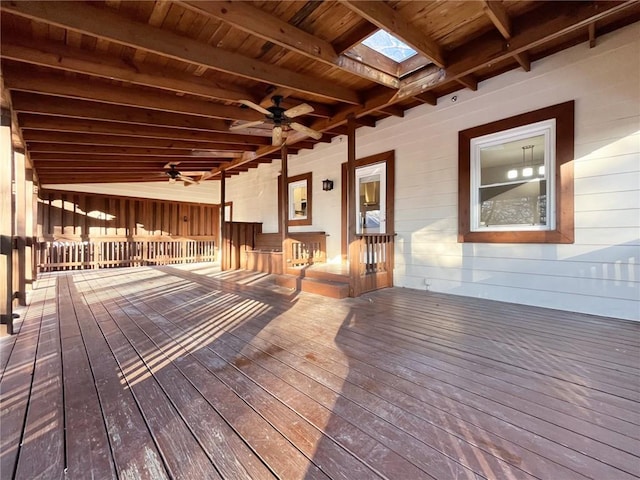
[230, 95, 323, 146]
[164, 162, 204, 185]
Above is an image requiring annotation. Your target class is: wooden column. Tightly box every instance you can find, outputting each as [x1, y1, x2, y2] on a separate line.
[0, 109, 13, 334]
[14, 151, 27, 306]
[219, 170, 226, 270]
[346, 115, 358, 297]
[280, 144, 289, 273]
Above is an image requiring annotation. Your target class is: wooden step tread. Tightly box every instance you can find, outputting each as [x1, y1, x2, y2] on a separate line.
[300, 277, 349, 299]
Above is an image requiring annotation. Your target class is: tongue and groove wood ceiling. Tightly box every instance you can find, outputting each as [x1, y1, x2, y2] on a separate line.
[1, 1, 638, 185]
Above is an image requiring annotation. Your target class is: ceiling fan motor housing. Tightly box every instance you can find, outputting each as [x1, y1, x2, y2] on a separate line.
[166, 165, 181, 179]
[267, 95, 287, 125]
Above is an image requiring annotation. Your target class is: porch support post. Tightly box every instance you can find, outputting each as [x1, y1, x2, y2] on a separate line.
[0, 108, 14, 334]
[220, 169, 226, 270]
[25, 168, 35, 292]
[14, 151, 26, 306]
[280, 144, 289, 274]
[347, 114, 358, 297]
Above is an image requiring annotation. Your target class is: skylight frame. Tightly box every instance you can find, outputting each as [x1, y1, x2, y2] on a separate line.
[361, 29, 418, 63]
[345, 29, 433, 80]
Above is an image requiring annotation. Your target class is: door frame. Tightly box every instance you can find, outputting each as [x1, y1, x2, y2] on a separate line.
[342, 150, 395, 259]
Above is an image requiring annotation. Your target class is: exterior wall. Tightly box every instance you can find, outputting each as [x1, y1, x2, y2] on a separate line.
[227, 23, 640, 321]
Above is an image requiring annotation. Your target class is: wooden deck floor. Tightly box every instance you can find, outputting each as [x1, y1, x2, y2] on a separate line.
[1, 263, 639, 480]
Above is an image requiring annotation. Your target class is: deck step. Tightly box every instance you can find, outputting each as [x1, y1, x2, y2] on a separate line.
[301, 277, 349, 299]
[275, 275, 349, 299]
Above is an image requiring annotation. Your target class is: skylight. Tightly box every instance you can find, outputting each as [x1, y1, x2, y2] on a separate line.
[362, 30, 417, 63]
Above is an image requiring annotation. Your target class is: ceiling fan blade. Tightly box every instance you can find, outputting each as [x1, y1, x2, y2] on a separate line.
[238, 99, 271, 115]
[164, 161, 181, 169]
[284, 103, 314, 119]
[229, 120, 265, 131]
[272, 125, 283, 146]
[289, 122, 323, 140]
[179, 174, 198, 185]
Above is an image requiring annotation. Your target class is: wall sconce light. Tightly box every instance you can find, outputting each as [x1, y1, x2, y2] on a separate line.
[183, 215, 188, 222]
[322, 179, 334, 191]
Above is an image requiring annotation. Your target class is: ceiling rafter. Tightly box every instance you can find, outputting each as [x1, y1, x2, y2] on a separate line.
[22, 131, 260, 151]
[1, 0, 361, 104]
[26, 144, 250, 156]
[483, 1, 512, 38]
[456, 75, 478, 92]
[0, 39, 258, 103]
[483, 0, 530, 72]
[179, 0, 401, 90]
[2, 66, 263, 122]
[17, 115, 273, 145]
[341, 0, 446, 68]
[11, 92, 233, 132]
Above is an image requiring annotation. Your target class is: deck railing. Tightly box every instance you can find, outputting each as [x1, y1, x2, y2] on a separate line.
[285, 232, 327, 269]
[37, 236, 216, 272]
[350, 233, 395, 296]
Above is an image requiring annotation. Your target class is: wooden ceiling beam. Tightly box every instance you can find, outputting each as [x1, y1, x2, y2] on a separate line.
[3, 66, 261, 122]
[1, 0, 361, 104]
[22, 131, 260, 151]
[33, 161, 225, 169]
[341, 0, 446, 68]
[412, 92, 437, 106]
[333, 22, 379, 55]
[482, 0, 533, 72]
[30, 153, 233, 163]
[18, 115, 272, 145]
[483, 1, 512, 38]
[180, 1, 338, 64]
[376, 105, 404, 118]
[0, 39, 256, 103]
[11, 92, 233, 132]
[588, 23, 598, 48]
[514, 52, 531, 72]
[26, 144, 250, 156]
[456, 75, 478, 91]
[180, 1, 399, 89]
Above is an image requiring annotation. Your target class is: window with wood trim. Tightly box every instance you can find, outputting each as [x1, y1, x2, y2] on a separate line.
[278, 172, 312, 227]
[458, 101, 574, 243]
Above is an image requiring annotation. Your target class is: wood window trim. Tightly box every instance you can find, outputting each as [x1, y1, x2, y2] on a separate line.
[341, 150, 396, 257]
[458, 101, 574, 244]
[278, 172, 312, 228]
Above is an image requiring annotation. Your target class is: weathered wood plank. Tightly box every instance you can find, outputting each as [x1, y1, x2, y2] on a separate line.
[0, 276, 55, 478]
[64, 275, 170, 479]
[13, 278, 64, 480]
[73, 276, 222, 480]
[79, 270, 276, 480]
[57, 275, 117, 479]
